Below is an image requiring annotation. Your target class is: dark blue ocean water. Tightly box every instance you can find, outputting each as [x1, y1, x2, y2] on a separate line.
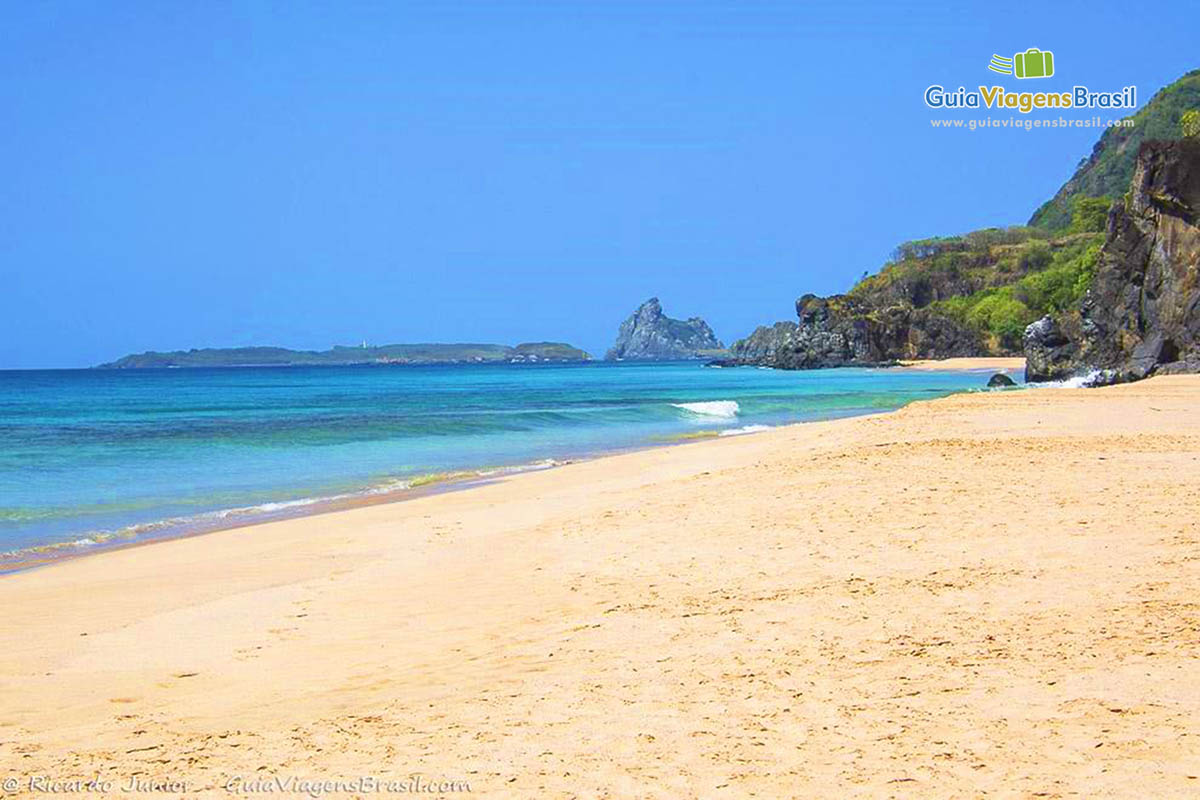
[0, 361, 1004, 567]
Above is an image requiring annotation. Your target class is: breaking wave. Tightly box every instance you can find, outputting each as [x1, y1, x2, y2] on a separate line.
[671, 400, 740, 419]
[1028, 370, 1104, 389]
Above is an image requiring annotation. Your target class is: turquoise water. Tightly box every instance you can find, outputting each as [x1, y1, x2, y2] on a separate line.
[0, 362, 1001, 567]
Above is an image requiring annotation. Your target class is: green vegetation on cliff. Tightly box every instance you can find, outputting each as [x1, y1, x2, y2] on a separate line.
[1185, 109, 1200, 138]
[929, 235, 1102, 348]
[845, 227, 1103, 353]
[1030, 68, 1200, 230]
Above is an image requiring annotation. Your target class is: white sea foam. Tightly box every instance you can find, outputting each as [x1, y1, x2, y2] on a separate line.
[719, 424, 773, 437]
[475, 458, 562, 478]
[671, 400, 740, 419]
[245, 497, 329, 512]
[0, 493, 367, 566]
[363, 479, 413, 495]
[1029, 369, 1105, 389]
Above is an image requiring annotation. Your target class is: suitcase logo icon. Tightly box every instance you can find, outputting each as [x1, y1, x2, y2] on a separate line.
[988, 48, 1055, 79]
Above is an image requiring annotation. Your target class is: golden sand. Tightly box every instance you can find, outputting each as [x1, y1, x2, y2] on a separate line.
[898, 356, 1026, 372]
[2, 376, 1198, 797]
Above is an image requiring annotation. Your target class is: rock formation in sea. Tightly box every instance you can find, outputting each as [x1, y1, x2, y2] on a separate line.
[718, 291, 982, 369]
[604, 298, 724, 361]
[1024, 139, 1200, 383]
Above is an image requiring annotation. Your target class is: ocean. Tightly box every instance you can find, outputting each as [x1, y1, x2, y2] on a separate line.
[0, 362, 1006, 569]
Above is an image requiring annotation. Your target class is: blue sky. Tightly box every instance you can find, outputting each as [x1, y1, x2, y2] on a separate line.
[1, 1, 1195, 368]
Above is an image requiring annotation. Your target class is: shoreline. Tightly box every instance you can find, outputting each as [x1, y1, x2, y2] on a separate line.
[0, 465, 529, 576]
[2, 375, 1198, 795]
[0, 427, 791, 576]
[1, 359, 1007, 574]
[0, 411, 882, 576]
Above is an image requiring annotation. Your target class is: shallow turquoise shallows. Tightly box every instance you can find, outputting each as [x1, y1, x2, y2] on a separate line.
[0, 362, 1003, 567]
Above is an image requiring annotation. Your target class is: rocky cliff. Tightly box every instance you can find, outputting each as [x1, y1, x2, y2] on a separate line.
[722, 69, 1200, 373]
[723, 293, 991, 369]
[1030, 69, 1200, 231]
[721, 295, 962, 369]
[721, 229, 1102, 369]
[605, 298, 723, 361]
[1025, 139, 1200, 383]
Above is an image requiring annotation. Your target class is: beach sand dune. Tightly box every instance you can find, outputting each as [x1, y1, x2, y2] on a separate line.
[2, 377, 1199, 797]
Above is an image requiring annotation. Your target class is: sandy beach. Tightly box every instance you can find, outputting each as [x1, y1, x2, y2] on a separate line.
[898, 357, 1027, 372]
[2, 376, 1199, 797]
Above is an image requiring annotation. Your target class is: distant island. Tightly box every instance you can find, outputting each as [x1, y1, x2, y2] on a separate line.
[97, 341, 591, 368]
[605, 298, 725, 361]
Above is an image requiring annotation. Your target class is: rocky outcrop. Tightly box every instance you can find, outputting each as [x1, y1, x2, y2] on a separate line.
[605, 298, 723, 361]
[727, 295, 879, 369]
[1024, 139, 1200, 383]
[1029, 69, 1200, 230]
[1023, 315, 1083, 382]
[987, 372, 1017, 387]
[719, 294, 980, 369]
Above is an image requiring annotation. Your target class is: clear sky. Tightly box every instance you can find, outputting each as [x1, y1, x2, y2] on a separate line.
[1, 1, 1195, 368]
